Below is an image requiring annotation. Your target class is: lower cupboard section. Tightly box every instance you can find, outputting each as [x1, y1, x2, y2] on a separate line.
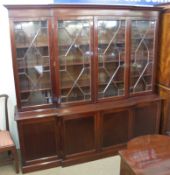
[17, 99, 161, 173]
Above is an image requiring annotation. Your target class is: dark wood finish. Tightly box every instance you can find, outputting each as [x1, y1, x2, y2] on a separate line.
[4, 4, 162, 12]
[62, 113, 95, 156]
[6, 4, 162, 173]
[0, 95, 19, 173]
[8, 6, 160, 110]
[18, 117, 58, 162]
[15, 95, 161, 120]
[119, 135, 170, 175]
[18, 117, 61, 172]
[101, 109, 132, 148]
[158, 85, 170, 134]
[15, 95, 161, 172]
[133, 102, 161, 137]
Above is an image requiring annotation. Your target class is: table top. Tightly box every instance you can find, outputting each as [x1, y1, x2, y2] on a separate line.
[119, 135, 170, 175]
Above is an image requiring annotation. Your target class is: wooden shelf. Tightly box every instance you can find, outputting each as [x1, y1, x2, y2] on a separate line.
[59, 41, 125, 48]
[21, 96, 51, 103]
[132, 37, 154, 40]
[60, 62, 90, 67]
[20, 87, 51, 93]
[16, 42, 48, 49]
[17, 56, 49, 60]
[18, 70, 50, 75]
[98, 41, 125, 45]
[61, 80, 123, 90]
[98, 60, 124, 64]
[18, 63, 50, 70]
[131, 73, 152, 78]
[59, 59, 124, 67]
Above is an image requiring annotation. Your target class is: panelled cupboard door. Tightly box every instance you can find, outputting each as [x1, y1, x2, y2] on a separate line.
[62, 113, 95, 156]
[129, 19, 157, 94]
[55, 17, 93, 104]
[133, 101, 161, 137]
[96, 17, 126, 100]
[11, 19, 53, 109]
[101, 109, 132, 149]
[18, 117, 59, 163]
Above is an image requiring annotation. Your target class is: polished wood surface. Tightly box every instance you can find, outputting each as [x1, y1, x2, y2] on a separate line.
[133, 102, 161, 137]
[18, 117, 61, 173]
[0, 131, 14, 148]
[101, 109, 131, 148]
[119, 135, 170, 175]
[0, 95, 19, 173]
[158, 86, 170, 134]
[6, 4, 162, 173]
[158, 9, 170, 135]
[7, 5, 160, 111]
[17, 96, 162, 172]
[159, 13, 170, 87]
[62, 114, 95, 156]
[15, 95, 161, 120]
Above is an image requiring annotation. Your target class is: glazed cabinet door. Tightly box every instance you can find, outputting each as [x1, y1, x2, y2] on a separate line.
[130, 19, 157, 94]
[101, 109, 132, 150]
[133, 101, 161, 137]
[18, 117, 60, 168]
[61, 113, 96, 164]
[11, 19, 53, 109]
[96, 17, 126, 100]
[55, 17, 93, 104]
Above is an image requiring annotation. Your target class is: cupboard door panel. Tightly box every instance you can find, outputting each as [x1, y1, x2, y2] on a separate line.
[130, 20, 156, 94]
[63, 114, 95, 155]
[57, 19, 93, 104]
[133, 102, 161, 137]
[13, 20, 53, 107]
[97, 19, 126, 99]
[18, 117, 58, 162]
[101, 109, 131, 148]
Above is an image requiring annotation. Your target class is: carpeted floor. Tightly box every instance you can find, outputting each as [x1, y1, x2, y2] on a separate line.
[0, 154, 120, 175]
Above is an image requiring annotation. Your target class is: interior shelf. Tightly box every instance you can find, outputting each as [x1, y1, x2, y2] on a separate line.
[17, 63, 50, 70]
[15, 43, 48, 49]
[61, 80, 123, 90]
[21, 87, 51, 93]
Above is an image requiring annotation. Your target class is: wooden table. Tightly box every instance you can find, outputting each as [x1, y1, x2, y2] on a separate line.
[119, 135, 170, 175]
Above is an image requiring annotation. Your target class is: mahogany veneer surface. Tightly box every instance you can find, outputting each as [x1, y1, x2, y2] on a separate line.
[15, 95, 161, 120]
[119, 135, 170, 175]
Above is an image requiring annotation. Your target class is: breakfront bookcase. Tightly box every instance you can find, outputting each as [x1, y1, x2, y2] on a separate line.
[6, 4, 162, 173]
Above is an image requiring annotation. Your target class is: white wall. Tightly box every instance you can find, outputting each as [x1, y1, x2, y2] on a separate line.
[0, 0, 53, 148]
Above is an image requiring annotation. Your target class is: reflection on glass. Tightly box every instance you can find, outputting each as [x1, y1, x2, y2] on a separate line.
[58, 20, 91, 103]
[130, 21, 156, 94]
[14, 21, 52, 106]
[97, 20, 126, 99]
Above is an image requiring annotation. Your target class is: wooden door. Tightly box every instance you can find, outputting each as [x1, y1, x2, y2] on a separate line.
[101, 108, 133, 149]
[61, 113, 96, 159]
[18, 117, 60, 164]
[133, 101, 161, 137]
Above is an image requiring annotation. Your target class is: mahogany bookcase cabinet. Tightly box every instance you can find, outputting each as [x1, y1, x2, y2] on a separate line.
[6, 4, 162, 173]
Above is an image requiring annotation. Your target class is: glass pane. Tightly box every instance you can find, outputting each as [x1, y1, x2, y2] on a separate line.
[58, 20, 91, 103]
[130, 20, 156, 94]
[97, 20, 126, 99]
[14, 21, 52, 107]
